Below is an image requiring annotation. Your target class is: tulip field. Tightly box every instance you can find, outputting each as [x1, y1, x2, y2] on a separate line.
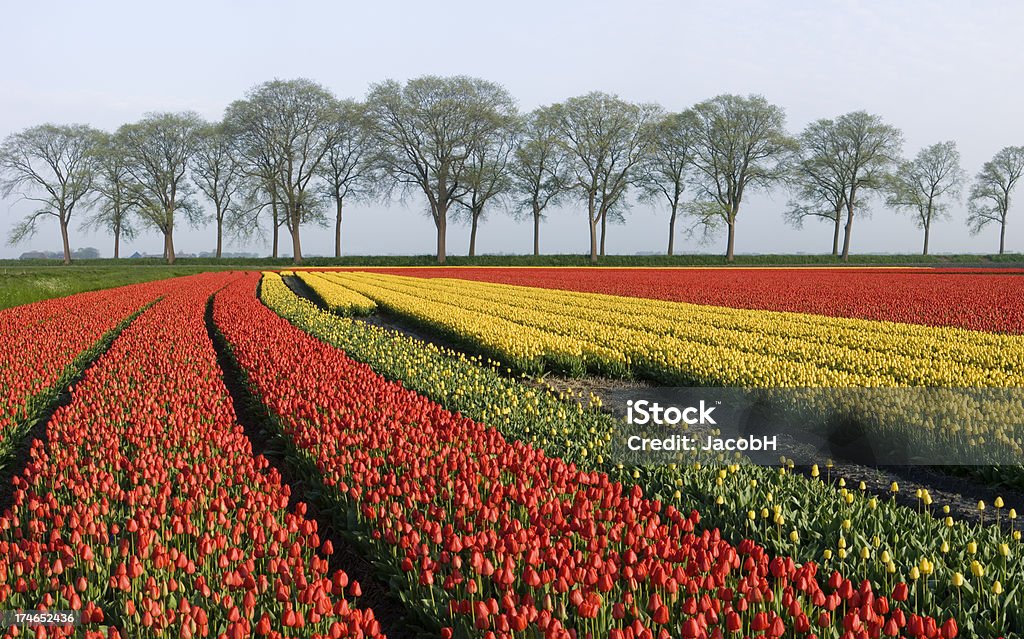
[360, 267, 1024, 334]
[0, 266, 1021, 638]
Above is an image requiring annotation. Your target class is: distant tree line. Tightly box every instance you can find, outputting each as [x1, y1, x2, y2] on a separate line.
[1, 76, 1021, 265]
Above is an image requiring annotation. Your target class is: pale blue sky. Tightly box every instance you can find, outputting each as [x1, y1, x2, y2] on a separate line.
[2, 0, 1023, 257]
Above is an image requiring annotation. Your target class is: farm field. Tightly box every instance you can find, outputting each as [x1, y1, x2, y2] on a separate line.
[0, 266, 1020, 638]
[350, 267, 1024, 334]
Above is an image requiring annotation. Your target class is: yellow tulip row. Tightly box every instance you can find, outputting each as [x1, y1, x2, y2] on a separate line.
[294, 271, 376, 316]
[299, 271, 1024, 458]
[312, 270, 1023, 387]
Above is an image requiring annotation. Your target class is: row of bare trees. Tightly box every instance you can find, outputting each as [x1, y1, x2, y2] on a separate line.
[1, 76, 1021, 264]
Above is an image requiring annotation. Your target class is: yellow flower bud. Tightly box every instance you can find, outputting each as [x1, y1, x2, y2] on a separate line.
[951, 572, 965, 587]
[919, 558, 934, 575]
[978, 500, 986, 512]
[993, 580, 1004, 595]
[995, 496, 1004, 508]
[967, 541, 977, 554]
[890, 482, 899, 493]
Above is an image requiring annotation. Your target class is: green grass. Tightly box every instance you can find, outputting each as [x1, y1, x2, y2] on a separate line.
[0, 266, 223, 310]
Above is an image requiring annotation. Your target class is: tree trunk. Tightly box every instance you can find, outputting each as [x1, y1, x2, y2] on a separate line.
[832, 213, 841, 256]
[166, 231, 176, 265]
[335, 197, 344, 259]
[290, 204, 303, 265]
[588, 194, 598, 264]
[271, 202, 280, 258]
[533, 204, 541, 256]
[725, 218, 736, 262]
[60, 219, 71, 265]
[589, 217, 598, 265]
[1000, 218, 1007, 255]
[216, 215, 223, 259]
[599, 210, 607, 257]
[436, 208, 447, 265]
[922, 221, 930, 256]
[667, 204, 678, 256]
[469, 209, 480, 257]
[841, 190, 856, 261]
[113, 224, 120, 260]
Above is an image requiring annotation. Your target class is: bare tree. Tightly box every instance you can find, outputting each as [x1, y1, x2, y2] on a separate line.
[0, 124, 100, 264]
[785, 118, 849, 255]
[967, 146, 1024, 255]
[317, 100, 374, 258]
[830, 111, 903, 260]
[366, 75, 517, 264]
[119, 112, 204, 264]
[685, 94, 794, 262]
[549, 92, 659, 263]
[83, 131, 140, 259]
[637, 112, 692, 255]
[225, 79, 337, 264]
[509, 107, 568, 256]
[886, 141, 965, 255]
[455, 117, 519, 257]
[192, 123, 244, 258]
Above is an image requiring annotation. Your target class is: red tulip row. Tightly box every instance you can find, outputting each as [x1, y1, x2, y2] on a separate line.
[0, 280, 167, 453]
[353, 267, 1024, 334]
[0, 273, 382, 639]
[213, 273, 957, 639]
